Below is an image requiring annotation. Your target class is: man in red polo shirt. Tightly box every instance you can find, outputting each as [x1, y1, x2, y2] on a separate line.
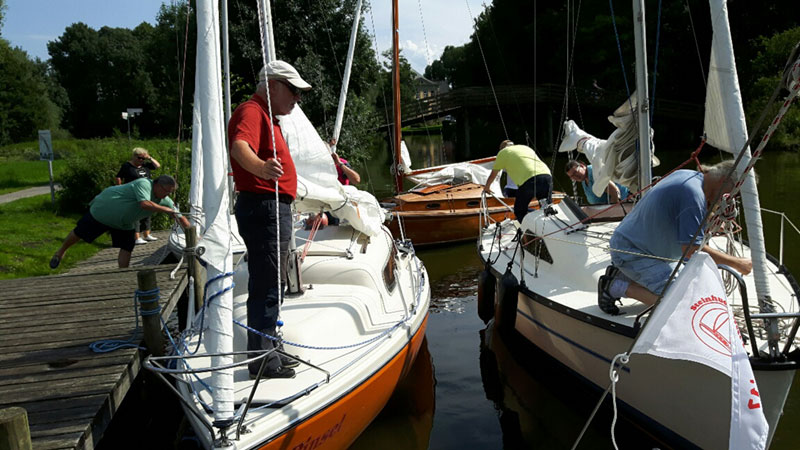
[229, 60, 311, 379]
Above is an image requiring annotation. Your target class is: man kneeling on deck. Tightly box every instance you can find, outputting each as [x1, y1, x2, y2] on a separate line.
[50, 175, 190, 269]
[483, 140, 552, 222]
[599, 160, 752, 315]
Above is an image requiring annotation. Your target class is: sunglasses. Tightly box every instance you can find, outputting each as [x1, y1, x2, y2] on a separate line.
[277, 79, 301, 96]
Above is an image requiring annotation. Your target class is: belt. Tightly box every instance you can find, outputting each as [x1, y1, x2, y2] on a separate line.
[238, 191, 294, 204]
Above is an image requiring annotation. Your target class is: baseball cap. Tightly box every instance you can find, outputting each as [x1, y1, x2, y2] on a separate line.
[258, 60, 312, 91]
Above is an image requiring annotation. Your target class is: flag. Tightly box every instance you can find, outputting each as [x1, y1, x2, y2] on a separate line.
[630, 252, 768, 449]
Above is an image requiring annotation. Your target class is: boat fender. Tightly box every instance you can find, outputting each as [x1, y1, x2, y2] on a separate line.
[494, 266, 519, 334]
[478, 264, 496, 323]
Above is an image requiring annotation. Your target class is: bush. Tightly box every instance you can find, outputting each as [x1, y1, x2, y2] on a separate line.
[54, 138, 191, 231]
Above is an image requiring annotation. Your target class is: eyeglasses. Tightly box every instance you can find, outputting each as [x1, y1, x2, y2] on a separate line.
[277, 79, 301, 96]
[137, 156, 148, 160]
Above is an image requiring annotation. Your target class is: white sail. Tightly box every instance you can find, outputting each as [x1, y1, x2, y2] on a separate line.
[704, 0, 771, 303]
[192, 0, 234, 420]
[279, 107, 385, 237]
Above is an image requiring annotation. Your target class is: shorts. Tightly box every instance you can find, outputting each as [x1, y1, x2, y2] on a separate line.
[609, 233, 677, 296]
[74, 212, 136, 252]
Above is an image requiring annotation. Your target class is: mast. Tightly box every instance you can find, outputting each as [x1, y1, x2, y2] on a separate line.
[331, 0, 364, 151]
[632, 0, 652, 190]
[391, 0, 403, 193]
[221, 0, 234, 213]
[261, 0, 276, 62]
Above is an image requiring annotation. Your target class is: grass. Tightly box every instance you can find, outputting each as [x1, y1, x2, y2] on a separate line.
[0, 194, 110, 279]
[0, 160, 66, 194]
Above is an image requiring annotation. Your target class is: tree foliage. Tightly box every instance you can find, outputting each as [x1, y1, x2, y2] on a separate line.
[0, 41, 61, 144]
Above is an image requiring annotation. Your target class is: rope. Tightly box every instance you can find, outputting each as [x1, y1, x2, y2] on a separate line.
[89, 288, 161, 353]
[650, 0, 663, 123]
[464, 0, 508, 139]
[255, 0, 284, 329]
[570, 353, 629, 450]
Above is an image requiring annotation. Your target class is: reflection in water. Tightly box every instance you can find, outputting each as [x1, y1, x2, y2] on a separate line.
[479, 323, 663, 449]
[350, 340, 435, 450]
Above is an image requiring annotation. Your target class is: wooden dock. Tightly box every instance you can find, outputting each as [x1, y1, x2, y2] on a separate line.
[0, 231, 187, 449]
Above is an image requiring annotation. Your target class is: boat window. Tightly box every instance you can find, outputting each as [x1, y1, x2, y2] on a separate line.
[425, 203, 441, 209]
[523, 233, 553, 264]
[383, 244, 397, 292]
[466, 200, 480, 207]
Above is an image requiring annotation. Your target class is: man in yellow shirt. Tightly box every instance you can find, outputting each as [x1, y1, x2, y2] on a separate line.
[483, 140, 552, 221]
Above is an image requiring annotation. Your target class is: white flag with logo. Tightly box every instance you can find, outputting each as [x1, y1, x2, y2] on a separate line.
[630, 252, 768, 449]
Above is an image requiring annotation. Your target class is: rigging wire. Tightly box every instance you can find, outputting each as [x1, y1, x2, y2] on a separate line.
[175, 0, 193, 177]
[366, 0, 396, 169]
[413, 0, 437, 162]
[464, 0, 509, 140]
[685, 0, 707, 89]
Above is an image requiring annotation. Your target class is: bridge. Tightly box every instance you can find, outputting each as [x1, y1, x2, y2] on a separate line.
[397, 83, 703, 126]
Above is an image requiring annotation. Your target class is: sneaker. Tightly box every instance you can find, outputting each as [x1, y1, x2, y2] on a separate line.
[49, 254, 61, 269]
[280, 355, 300, 369]
[249, 366, 296, 380]
[135, 238, 148, 245]
[598, 274, 622, 315]
[144, 235, 158, 242]
[557, 120, 593, 153]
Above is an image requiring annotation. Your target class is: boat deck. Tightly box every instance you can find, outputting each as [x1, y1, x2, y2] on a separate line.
[0, 230, 186, 450]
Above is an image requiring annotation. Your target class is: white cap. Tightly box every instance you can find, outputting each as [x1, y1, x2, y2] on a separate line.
[258, 60, 312, 91]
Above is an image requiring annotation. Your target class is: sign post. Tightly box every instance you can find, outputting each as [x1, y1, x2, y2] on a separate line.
[38, 130, 55, 205]
[124, 108, 143, 141]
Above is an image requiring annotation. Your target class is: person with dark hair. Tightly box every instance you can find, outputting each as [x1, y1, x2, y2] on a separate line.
[229, 60, 311, 380]
[598, 160, 753, 314]
[50, 175, 189, 269]
[483, 140, 552, 222]
[116, 147, 161, 244]
[565, 159, 629, 204]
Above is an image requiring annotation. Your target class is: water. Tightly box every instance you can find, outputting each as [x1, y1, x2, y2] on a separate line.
[98, 146, 800, 449]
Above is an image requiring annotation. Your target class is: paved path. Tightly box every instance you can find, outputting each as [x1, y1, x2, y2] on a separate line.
[0, 184, 62, 205]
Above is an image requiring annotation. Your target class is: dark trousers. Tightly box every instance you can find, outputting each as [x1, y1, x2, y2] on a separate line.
[235, 193, 291, 372]
[514, 174, 553, 222]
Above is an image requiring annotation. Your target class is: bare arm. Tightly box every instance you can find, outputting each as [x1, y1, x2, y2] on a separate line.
[607, 181, 621, 203]
[332, 153, 360, 184]
[230, 139, 283, 180]
[148, 156, 161, 170]
[681, 244, 753, 275]
[115, 177, 123, 185]
[484, 170, 500, 193]
[138, 201, 191, 229]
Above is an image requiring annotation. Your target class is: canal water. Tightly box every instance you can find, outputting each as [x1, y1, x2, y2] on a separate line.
[98, 140, 800, 449]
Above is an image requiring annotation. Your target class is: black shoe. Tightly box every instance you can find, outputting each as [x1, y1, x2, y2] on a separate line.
[49, 254, 61, 269]
[280, 355, 300, 369]
[249, 366, 296, 380]
[598, 274, 622, 315]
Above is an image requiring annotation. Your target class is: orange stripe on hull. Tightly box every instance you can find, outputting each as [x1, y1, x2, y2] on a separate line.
[257, 313, 430, 450]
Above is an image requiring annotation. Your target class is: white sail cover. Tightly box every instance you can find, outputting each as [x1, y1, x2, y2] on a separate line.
[407, 162, 501, 192]
[560, 94, 658, 195]
[704, 0, 770, 302]
[278, 107, 385, 236]
[192, 0, 234, 419]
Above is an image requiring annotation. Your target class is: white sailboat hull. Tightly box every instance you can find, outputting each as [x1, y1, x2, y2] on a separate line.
[178, 224, 430, 449]
[479, 200, 798, 448]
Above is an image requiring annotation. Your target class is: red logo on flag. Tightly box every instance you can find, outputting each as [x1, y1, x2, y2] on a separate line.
[691, 298, 732, 356]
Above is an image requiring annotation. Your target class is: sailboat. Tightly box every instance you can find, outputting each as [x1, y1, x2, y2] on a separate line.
[144, 1, 430, 448]
[378, 2, 543, 247]
[476, 0, 800, 448]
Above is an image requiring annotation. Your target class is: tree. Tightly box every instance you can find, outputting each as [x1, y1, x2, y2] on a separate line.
[0, 40, 61, 144]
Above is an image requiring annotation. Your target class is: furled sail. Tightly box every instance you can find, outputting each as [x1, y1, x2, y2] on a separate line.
[704, 0, 770, 303]
[191, 0, 235, 420]
[559, 93, 658, 195]
[279, 107, 385, 237]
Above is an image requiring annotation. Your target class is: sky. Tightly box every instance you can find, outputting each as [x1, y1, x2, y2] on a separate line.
[2, 0, 485, 74]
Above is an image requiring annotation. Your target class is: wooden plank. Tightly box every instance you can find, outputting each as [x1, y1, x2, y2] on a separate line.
[31, 431, 88, 450]
[9, 395, 106, 415]
[0, 364, 130, 388]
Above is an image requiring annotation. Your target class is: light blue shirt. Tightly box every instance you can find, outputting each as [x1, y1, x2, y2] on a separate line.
[582, 165, 629, 204]
[613, 170, 706, 260]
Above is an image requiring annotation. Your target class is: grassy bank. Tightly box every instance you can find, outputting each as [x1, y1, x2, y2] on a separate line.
[0, 160, 66, 195]
[0, 194, 110, 279]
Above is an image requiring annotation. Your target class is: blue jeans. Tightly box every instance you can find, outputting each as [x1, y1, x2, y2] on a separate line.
[515, 174, 552, 222]
[610, 233, 677, 296]
[235, 193, 292, 372]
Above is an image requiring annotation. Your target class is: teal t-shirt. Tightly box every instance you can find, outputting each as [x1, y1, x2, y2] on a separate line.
[493, 145, 550, 186]
[89, 178, 175, 230]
